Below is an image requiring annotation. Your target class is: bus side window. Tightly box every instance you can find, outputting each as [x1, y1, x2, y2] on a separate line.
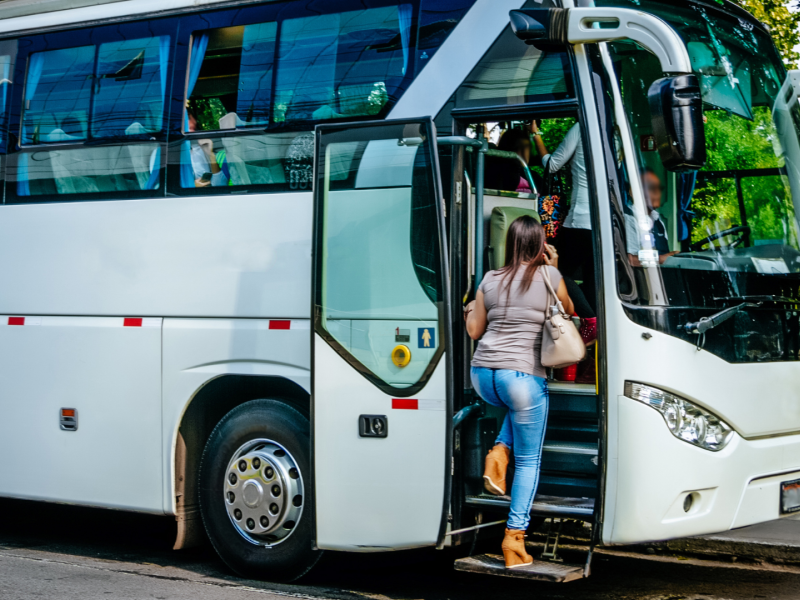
[170, 4, 417, 196]
[8, 24, 175, 203]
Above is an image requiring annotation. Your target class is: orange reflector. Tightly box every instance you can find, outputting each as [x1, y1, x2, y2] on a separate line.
[61, 409, 75, 417]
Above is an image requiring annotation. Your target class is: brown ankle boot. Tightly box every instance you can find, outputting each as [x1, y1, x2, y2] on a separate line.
[501, 528, 533, 569]
[483, 444, 510, 496]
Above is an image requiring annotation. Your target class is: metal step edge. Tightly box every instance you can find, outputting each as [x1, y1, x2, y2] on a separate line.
[454, 554, 584, 582]
[466, 495, 594, 517]
[548, 382, 597, 396]
[542, 441, 597, 455]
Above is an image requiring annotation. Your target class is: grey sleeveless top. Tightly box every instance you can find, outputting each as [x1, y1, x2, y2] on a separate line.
[471, 265, 563, 378]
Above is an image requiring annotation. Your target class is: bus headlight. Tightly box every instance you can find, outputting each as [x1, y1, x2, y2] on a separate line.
[624, 382, 734, 452]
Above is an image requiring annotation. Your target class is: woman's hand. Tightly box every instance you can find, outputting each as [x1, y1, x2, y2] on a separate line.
[528, 120, 541, 135]
[463, 300, 476, 323]
[465, 291, 488, 340]
[543, 244, 559, 269]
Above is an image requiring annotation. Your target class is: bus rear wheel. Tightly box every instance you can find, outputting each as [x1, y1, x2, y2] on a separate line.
[199, 399, 321, 581]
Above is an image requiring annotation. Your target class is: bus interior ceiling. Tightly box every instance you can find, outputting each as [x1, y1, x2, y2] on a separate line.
[450, 117, 599, 533]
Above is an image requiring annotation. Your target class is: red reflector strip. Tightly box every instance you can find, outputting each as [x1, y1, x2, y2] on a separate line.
[61, 408, 75, 417]
[8, 317, 24, 326]
[392, 399, 418, 410]
[123, 318, 143, 327]
[269, 320, 291, 330]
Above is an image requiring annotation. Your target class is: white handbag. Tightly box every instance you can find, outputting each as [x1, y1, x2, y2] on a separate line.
[540, 267, 586, 369]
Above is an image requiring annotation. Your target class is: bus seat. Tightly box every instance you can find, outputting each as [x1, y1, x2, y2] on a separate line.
[125, 142, 157, 189]
[125, 122, 148, 136]
[219, 112, 246, 130]
[489, 206, 541, 270]
[219, 136, 281, 185]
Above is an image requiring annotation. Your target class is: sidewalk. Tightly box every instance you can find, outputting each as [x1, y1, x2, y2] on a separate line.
[625, 518, 800, 566]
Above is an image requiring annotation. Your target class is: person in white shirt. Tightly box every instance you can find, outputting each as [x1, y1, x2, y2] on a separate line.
[531, 120, 595, 311]
[625, 168, 679, 266]
[187, 109, 229, 188]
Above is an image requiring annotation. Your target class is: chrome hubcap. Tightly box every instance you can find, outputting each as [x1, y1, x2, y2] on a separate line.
[223, 439, 303, 546]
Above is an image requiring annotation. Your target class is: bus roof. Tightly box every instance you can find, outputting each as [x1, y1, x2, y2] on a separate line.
[0, 0, 259, 36]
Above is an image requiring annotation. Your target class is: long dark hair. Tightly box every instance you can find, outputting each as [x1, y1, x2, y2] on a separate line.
[498, 128, 530, 154]
[500, 216, 546, 295]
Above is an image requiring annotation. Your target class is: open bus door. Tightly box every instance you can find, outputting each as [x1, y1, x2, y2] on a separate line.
[311, 118, 453, 550]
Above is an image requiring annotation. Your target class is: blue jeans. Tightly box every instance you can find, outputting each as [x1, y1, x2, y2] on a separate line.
[470, 367, 549, 530]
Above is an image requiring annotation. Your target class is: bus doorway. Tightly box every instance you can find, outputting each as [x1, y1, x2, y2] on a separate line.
[446, 115, 603, 580]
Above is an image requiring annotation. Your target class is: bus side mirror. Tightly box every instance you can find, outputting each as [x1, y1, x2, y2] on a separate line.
[509, 9, 568, 52]
[648, 74, 706, 171]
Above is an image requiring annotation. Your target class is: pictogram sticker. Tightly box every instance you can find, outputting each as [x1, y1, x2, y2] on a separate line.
[418, 327, 434, 349]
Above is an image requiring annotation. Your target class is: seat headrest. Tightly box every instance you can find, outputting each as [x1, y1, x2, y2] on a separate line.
[489, 206, 541, 271]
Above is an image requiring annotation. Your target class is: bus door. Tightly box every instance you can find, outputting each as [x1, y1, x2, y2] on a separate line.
[312, 118, 452, 550]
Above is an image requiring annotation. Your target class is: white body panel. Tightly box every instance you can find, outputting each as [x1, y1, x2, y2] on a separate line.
[162, 317, 310, 514]
[0, 194, 313, 513]
[0, 316, 163, 511]
[313, 338, 446, 550]
[0, 195, 311, 318]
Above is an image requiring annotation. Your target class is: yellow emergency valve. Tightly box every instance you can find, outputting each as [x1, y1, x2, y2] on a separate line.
[391, 344, 412, 368]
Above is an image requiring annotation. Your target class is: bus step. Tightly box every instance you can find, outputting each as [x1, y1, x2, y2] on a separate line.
[454, 554, 584, 582]
[466, 494, 594, 517]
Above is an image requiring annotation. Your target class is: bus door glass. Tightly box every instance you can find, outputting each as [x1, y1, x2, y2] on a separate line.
[312, 118, 451, 550]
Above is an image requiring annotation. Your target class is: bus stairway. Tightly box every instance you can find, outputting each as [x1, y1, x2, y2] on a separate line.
[456, 382, 598, 582]
[465, 382, 598, 518]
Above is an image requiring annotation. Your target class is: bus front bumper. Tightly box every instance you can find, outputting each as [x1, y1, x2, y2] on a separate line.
[604, 396, 800, 545]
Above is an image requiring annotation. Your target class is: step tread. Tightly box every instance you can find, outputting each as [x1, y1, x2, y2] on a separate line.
[454, 554, 584, 582]
[543, 441, 597, 454]
[548, 382, 596, 396]
[466, 494, 594, 517]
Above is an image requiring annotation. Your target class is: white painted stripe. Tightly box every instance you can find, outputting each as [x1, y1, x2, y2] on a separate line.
[417, 399, 446, 411]
[290, 320, 311, 330]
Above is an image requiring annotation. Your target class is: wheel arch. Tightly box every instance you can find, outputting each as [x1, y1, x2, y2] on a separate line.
[171, 374, 310, 550]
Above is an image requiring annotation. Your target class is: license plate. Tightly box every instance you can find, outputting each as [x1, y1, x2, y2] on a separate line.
[781, 479, 800, 514]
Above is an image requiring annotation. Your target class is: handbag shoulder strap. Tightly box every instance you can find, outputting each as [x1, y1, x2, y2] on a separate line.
[540, 266, 567, 318]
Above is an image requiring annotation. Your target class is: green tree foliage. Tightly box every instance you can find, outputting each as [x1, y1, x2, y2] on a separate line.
[690, 1, 800, 247]
[693, 107, 797, 247]
[730, 0, 800, 68]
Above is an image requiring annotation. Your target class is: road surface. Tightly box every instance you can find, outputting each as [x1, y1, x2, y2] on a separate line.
[0, 498, 798, 600]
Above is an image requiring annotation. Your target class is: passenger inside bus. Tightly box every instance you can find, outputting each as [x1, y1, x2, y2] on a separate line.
[484, 128, 544, 193]
[186, 106, 229, 188]
[531, 120, 597, 315]
[625, 168, 678, 266]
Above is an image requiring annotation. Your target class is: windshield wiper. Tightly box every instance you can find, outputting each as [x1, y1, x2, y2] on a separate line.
[682, 302, 761, 350]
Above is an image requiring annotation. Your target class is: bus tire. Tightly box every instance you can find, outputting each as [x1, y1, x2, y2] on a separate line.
[199, 398, 321, 581]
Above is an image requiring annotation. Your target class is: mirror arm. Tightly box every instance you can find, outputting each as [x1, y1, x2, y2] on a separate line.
[565, 8, 692, 74]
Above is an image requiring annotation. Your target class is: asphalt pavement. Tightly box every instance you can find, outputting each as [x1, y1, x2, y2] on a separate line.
[1, 498, 800, 600]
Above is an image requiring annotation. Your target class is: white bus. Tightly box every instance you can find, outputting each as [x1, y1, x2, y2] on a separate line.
[0, 0, 798, 583]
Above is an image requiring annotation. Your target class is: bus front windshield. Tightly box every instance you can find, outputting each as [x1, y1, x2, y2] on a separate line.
[595, 0, 800, 362]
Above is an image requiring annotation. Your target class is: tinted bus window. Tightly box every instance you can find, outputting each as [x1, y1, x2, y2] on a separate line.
[185, 22, 277, 131]
[416, 0, 477, 75]
[173, 2, 419, 195]
[22, 46, 95, 144]
[9, 23, 175, 202]
[274, 5, 411, 124]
